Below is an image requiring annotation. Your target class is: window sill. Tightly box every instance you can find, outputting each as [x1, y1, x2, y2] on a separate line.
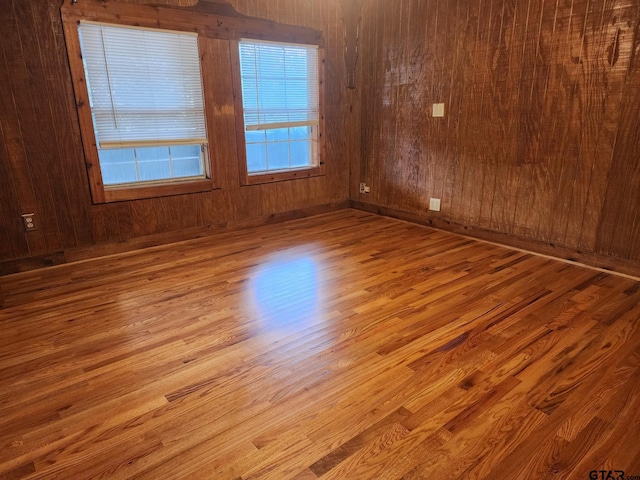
[98, 178, 216, 203]
[241, 165, 325, 186]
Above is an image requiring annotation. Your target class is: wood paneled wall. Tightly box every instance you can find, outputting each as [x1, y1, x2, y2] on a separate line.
[3, 0, 640, 276]
[0, 0, 354, 272]
[355, 0, 640, 268]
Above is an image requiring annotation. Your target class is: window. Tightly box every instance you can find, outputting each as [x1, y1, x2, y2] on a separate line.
[63, 0, 325, 199]
[73, 22, 214, 202]
[236, 39, 323, 184]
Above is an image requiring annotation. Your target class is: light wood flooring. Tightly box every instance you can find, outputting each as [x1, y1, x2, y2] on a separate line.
[1, 209, 640, 479]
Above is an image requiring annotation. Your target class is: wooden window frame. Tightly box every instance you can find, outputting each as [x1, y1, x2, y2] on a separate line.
[61, 0, 324, 200]
[230, 39, 326, 186]
[63, 22, 217, 203]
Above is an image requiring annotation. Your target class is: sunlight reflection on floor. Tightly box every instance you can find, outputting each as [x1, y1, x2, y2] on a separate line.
[249, 250, 322, 330]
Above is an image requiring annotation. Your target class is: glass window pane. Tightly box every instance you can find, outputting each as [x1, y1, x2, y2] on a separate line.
[170, 145, 203, 177]
[290, 126, 311, 140]
[266, 128, 289, 142]
[136, 146, 170, 181]
[246, 130, 266, 144]
[98, 148, 137, 185]
[289, 141, 311, 168]
[139, 162, 171, 181]
[99, 148, 136, 165]
[170, 144, 201, 159]
[267, 142, 290, 171]
[173, 158, 202, 178]
[246, 143, 267, 173]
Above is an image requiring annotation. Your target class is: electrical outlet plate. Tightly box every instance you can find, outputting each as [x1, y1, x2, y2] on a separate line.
[21, 214, 36, 232]
[432, 103, 445, 117]
[429, 198, 441, 212]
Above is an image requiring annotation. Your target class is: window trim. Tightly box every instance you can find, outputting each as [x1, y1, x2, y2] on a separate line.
[230, 38, 326, 186]
[63, 21, 218, 204]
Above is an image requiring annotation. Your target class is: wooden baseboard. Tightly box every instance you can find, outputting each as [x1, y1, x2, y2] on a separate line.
[0, 202, 349, 276]
[0, 252, 67, 276]
[351, 200, 640, 280]
[5, 200, 637, 280]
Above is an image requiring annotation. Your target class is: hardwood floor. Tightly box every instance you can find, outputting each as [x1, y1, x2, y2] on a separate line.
[1, 209, 640, 479]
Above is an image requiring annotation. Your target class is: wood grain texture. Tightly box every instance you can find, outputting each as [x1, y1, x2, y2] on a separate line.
[1, 209, 640, 478]
[0, 0, 350, 267]
[355, 0, 640, 267]
[2, 0, 639, 279]
[341, 0, 365, 88]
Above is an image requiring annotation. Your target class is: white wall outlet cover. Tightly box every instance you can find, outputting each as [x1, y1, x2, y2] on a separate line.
[429, 198, 441, 211]
[432, 103, 445, 117]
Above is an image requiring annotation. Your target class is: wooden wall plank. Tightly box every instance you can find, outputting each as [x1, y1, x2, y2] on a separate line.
[578, 1, 634, 251]
[527, 0, 570, 244]
[90, 207, 107, 244]
[0, 2, 49, 257]
[546, 0, 590, 247]
[469, 0, 499, 229]
[478, 0, 510, 230]
[597, 1, 640, 259]
[449, 0, 482, 225]
[511, 0, 550, 239]
[45, 1, 95, 247]
[356, 0, 380, 191]
[115, 203, 134, 240]
[487, 0, 523, 235]
[0, 185, 14, 259]
[508, 0, 542, 237]
[0, 121, 24, 260]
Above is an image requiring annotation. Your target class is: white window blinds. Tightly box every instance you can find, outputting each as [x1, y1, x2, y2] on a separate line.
[78, 22, 207, 149]
[238, 40, 319, 131]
